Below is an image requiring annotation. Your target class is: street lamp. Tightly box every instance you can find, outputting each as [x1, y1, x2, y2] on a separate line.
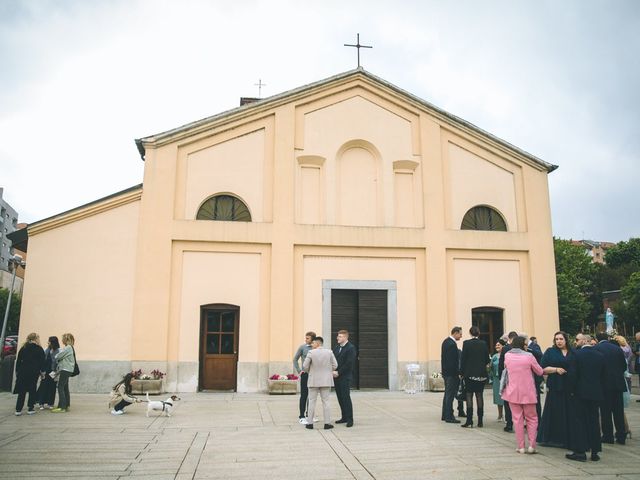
[1, 254, 25, 356]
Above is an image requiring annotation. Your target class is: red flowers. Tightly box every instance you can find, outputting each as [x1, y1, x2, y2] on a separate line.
[269, 374, 299, 380]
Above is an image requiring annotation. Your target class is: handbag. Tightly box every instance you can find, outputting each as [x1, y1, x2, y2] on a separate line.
[70, 346, 80, 377]
[455, 378, 466, 401]
[623, 370, 631, 408]
[499, 368, 509, 395]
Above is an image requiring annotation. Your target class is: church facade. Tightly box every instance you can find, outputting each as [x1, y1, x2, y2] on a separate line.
[17, 69, 559, 392]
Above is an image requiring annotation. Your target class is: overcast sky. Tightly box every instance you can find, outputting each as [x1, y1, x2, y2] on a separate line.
[1, 0, 638, 242]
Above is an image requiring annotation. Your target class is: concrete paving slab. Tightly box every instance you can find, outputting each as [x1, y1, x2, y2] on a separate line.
[0, 390, 638, 479]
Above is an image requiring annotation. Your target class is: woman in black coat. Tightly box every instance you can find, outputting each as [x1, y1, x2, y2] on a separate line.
[13, 332, 45, 415]
[460, 326, 490, 428]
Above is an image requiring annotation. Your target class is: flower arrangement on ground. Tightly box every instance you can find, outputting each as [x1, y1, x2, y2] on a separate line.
[269, 373, 299, 381]
[131, 369, 166, 380]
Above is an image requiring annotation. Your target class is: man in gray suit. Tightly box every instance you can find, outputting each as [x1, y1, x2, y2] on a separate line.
[302, 336, 338, 430]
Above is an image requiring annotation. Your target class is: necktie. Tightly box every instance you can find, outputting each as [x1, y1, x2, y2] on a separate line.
[339, 346, 342, 354]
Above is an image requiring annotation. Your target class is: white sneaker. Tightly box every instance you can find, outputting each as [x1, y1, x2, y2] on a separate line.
[43, 404, 50, 410]
[527, 446, 537, 454]
[111, 410, 124, 415]
[14, 411, 22, 416]
[516, 448, 525, 454]
[299, 418, 309, 425]
[27, 410, 36, 415]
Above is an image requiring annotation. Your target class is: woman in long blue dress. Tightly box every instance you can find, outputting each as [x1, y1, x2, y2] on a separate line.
[537, 331, 574, 448]
[490, 339, 506, 421]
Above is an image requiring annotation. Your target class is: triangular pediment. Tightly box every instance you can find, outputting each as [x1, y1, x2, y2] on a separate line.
[135, 68, 556, 173]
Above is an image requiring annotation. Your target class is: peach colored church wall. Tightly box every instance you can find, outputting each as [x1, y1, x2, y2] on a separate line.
[176, 250, 262, 363]
[297, 94, 423, 227]
[183, 129, 266, 221]
[446, 141, 519, 231]
[448, 254, 531, 337]
[20, 200, 140, 361]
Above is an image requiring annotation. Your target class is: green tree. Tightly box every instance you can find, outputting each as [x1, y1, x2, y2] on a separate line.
[554, 239, 595, 333]
[617, 271, 640, 328]
[605, 238, 640, 269]
[0, 288, 22, 335]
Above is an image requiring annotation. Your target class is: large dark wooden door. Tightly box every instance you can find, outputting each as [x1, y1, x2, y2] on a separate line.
[331, 289, 388, 389]
[472, 307, 504, 354]
[200, 305, 239, 390]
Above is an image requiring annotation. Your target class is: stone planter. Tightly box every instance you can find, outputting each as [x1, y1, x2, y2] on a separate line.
[268, 379, 298, 395]
[131, 379, 164, 395]
[428, 377, 445, 392]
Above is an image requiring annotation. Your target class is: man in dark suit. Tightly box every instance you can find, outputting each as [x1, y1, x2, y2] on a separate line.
[498, 331, 519, 432]
[441, 326, 462, 423]
[333, 329, 357, 427]
[566, 334, 605, 462]
[527, 336, 544, 420]
[593, 331, 627, 444]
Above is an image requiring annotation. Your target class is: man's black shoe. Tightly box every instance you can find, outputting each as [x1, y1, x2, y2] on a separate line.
[591, 453, 600, 461]
[335, 419, 347, 424]
[346, 421, 354, 427]
[305, 424, 313, 429]
[461, 423, 473, 428]
[458, 411, 467, 417]
[565, 453, 587, 462]
[615, 439, 625, 445]
[445, 419, 461, 424]
[324, 424, 334, 430]
[503, 426, 513, 432]
[601, 437, 614, 444]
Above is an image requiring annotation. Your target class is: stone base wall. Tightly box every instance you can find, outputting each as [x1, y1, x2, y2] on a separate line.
[64, 360, 442, 393]
[68, 361, 132, 393]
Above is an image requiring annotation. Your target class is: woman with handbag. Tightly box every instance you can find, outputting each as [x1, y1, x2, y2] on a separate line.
[52, 333, 77, 413]
[14, 332, 45, 415]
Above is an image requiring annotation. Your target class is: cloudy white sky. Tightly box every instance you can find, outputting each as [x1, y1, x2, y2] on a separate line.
[1, 0, 638, 241]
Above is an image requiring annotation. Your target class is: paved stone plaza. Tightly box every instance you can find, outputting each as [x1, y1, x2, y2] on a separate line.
[0, 390, 638, 480]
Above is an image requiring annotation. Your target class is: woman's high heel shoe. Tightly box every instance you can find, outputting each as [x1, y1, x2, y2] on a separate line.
[626, 430, 632, 439]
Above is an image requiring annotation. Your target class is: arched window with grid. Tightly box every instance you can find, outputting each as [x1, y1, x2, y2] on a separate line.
[196, 194, 251, 222]
[461, 205, 507, 231]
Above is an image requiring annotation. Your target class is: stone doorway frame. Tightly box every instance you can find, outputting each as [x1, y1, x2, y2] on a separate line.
[322, 279, 398, 390]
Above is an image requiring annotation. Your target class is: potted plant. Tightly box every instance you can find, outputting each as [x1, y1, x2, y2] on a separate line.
[428, 372, 445, 392]
[267, 374, 298, 395]
[131, 369, 165, 395]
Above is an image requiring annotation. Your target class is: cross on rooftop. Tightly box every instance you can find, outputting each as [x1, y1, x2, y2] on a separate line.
[344, 33, 373, 68]
[254, 79, 266, 98]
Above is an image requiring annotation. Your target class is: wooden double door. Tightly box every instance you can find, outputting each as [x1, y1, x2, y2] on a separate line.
[331, 289, 388, 389]
[199, 305, 239, 391]
[472, 307, 504, 354]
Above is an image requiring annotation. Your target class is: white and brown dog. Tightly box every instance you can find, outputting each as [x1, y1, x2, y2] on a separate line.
[145, 393, 181, 417]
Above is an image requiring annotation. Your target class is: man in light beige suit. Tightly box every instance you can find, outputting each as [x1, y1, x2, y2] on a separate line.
[302, 336, 338, 430]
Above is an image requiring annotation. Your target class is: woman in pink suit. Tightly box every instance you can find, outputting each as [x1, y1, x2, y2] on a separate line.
[502, 336, 544, 454]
